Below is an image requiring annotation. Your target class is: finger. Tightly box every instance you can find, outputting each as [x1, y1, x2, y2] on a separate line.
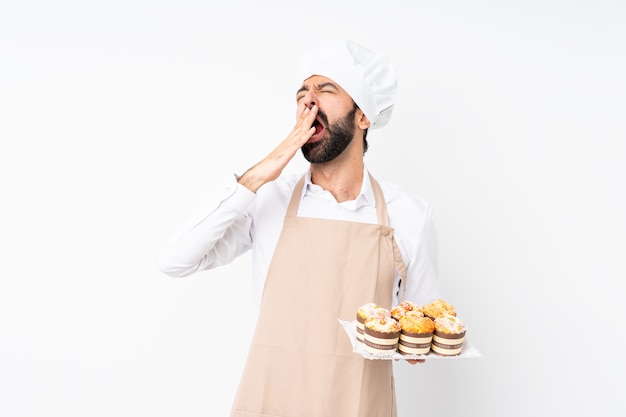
[297, 104, 318, 127]
[290, 106, 317, 144]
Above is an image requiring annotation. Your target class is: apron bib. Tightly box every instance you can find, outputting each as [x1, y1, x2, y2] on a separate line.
[230, 174, 406, 417]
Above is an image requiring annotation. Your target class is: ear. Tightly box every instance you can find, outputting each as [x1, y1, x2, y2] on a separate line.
[357, 109, 371, 130]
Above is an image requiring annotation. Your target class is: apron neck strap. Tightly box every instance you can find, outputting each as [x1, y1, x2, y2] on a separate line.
[286, 173, 389, 226]
[368, 173, 389, 226]
[286, 176, 305, 217]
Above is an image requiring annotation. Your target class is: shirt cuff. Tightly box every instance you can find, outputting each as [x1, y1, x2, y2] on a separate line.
[219, 173, 256, 211]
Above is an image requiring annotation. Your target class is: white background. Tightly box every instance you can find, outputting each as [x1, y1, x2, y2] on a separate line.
[1, 1, 625, 416]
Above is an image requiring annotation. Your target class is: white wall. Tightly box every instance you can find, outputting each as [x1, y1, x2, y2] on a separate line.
[1, 1, 624, 416]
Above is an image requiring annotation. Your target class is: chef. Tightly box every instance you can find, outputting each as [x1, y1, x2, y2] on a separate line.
[158, 39, 440, 417]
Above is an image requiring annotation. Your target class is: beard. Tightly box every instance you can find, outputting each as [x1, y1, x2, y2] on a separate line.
[301, 106, 358, 164]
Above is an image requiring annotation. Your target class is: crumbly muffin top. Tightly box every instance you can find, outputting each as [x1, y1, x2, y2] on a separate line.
[357, 302, 383, 320]
[364, 314, 401, 334]
[391, 300, 423, 320]
[399, 315, 435, 334]
[422, 299, 456, 318]
[434, 316, 466, 334]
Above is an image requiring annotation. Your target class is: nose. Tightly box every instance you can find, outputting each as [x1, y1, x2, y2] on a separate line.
[302, 90, 318, 109]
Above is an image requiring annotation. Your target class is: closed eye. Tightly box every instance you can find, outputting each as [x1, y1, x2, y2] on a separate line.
[316, 82, 339, 93]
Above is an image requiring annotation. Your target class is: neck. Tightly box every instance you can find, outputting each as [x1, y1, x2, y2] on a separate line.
[309, 139, 365, 203]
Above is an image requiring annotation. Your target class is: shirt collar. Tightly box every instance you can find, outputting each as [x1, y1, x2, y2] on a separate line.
[302, 166, 375, 210]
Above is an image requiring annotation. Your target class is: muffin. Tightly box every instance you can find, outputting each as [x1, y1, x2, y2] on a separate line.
[397, 315, 435, 355]
[356, 303, 385, 343]
[363, 313, 401, 355]
[431, 316, 466, 356]
[422, 299, 456, 320]
[390, 300, 423, 321]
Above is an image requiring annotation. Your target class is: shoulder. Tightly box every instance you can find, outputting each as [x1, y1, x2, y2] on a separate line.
[257, 173, 301, 199]
[379, 180, 432, 217]
[378, 179, 434, 233]
[251, 173, 302, 216]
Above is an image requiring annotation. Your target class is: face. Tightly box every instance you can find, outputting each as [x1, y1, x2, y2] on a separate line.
[296, 75, 359, 163]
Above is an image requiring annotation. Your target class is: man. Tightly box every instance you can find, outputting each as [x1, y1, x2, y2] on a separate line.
[158, 39, 440, 417]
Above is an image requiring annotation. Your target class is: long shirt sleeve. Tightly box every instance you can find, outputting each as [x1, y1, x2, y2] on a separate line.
[157, 175, 257, 277]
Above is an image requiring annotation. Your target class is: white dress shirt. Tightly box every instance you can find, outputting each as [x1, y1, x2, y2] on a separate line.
[157, 166, 440, 308]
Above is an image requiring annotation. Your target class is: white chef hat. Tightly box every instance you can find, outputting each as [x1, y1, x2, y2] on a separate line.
[298, 39, 397, 129]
